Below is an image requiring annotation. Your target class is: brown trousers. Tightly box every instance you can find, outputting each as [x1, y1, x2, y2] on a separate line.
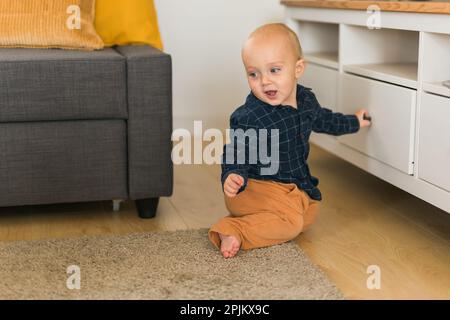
[209, 178, 321, 250]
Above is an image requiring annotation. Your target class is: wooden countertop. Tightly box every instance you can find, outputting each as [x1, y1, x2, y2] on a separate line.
[281, 0, 450, 14]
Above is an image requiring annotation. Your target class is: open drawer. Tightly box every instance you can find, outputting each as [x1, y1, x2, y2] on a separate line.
[337, 73, 416, 174]
[418, 92, 450, 192]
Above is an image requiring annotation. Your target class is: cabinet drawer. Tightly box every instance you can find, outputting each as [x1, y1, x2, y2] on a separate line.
[338, 73, 416, 174]
[300, 63, 338, 109]
[419, 93, 450, 192]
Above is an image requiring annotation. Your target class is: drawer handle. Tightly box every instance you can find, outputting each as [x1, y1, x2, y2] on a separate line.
[363, 114, 372, 121]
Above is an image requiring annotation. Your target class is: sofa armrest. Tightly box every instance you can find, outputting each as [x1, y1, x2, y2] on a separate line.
[115, 45, 173, 200]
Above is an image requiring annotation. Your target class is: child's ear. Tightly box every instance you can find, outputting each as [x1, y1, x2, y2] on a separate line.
[295, 59, 305, 79]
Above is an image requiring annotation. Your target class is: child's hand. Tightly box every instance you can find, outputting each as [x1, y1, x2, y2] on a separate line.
[355, 109, 372, 128]
[224, 174, 244, 198]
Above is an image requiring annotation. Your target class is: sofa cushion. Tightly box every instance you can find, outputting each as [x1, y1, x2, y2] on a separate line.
[0, 48, 127, 122]
[0, 120, 128, 207]
[95, 0, 163, 50]
[0, 0, 104, 51]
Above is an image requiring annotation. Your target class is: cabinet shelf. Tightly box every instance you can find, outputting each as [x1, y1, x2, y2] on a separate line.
[287, 20, 339, 69]
[343, 63, 418, 89]
[422, 32, 450, 98]
[305, 51, 338, 69]
[423, 82, 450, 98]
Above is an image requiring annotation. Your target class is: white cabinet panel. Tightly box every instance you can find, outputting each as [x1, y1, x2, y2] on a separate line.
[419, 93, 450, 192]
[300, 63, 338, 110]
[338, 73, 416, 174]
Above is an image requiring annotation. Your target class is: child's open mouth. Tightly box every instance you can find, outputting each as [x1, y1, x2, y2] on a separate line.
[264, 90, 277, 99]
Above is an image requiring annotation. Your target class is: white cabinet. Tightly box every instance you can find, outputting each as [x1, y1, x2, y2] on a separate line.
[301, 63, 338, 110]
[418, 93, 450, 192]
[340, 25, 419, 89]
[285, 8, 450, 212]
[338, 73, 416, 175]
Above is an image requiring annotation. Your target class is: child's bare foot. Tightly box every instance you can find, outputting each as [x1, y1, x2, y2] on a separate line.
[219, 233, 241, 258]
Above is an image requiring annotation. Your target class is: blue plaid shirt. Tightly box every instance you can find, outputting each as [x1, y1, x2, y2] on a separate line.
[221, 84, 360, 201]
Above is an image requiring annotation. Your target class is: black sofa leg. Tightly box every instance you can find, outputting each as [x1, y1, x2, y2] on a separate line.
[136, 197, 159, 219]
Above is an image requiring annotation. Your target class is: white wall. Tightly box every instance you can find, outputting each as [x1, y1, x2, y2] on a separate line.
[155, 0, 286, 131]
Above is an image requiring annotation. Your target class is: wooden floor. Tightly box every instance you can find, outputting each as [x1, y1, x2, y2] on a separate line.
[0, 144, 449, 299]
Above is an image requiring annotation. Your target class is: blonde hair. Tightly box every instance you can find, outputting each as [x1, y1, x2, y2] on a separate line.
[248, 23, 303, 60]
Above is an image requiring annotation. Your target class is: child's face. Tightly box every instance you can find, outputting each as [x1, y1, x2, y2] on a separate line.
[242, 35, 304, 107]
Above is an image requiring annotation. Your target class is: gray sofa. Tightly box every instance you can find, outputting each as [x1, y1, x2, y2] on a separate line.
[0, 45, 173, 218]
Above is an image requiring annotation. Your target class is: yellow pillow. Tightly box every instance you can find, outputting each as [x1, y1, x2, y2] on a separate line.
[0, 0, 104, 50]
[95, 0, 163, 50]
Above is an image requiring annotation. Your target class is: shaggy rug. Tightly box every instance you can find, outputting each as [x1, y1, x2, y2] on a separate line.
[0, 229, 343, 299]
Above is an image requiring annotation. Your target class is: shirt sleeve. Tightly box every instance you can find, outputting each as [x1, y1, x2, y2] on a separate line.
[221, 111, 256, 194]
[310, 91, 360, 136]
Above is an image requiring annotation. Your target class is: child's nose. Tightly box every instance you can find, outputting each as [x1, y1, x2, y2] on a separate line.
[261, 74, 271, 85]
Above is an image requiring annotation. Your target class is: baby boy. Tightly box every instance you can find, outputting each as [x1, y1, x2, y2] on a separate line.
[209, 23, 371, 258]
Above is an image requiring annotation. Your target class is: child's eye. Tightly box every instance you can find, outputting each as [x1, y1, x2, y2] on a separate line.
[270, 67, 281, 73]
[248, 72, 257, 78]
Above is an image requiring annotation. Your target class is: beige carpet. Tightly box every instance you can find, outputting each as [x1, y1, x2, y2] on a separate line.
[0, 229, 343, 300]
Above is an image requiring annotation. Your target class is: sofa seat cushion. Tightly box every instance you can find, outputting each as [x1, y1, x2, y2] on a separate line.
[0, 48, 127, 122]
[0, 120, 128, 207]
